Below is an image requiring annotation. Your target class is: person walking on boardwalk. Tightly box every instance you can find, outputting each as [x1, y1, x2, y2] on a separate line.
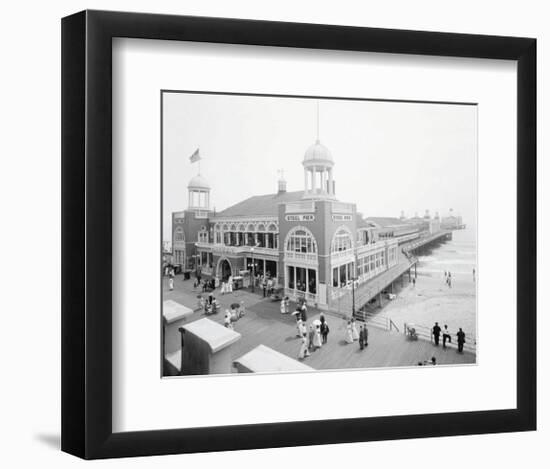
[364, 324, 369, 347]
[168, 277, 174, 291]
[295, 316, 303, 338]
[308, 324, 315, 352]
[359, 325, 365, 350]
[300, 301, 308, 322]
[456, 328, 466, 353]
[262, 277, 267, 298]
[345, 320, 354, 344]
[298, 333, 310, 360]
[313, 323, 322, 350]
[432, 322, 441, 346]
[280, 296, 288, 314]
[351, 317, 359, 341]
[442, 324, 451, 348]
[320, 315, 330, 344]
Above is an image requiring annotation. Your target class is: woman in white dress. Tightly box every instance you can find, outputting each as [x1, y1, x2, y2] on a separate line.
[227, 276, 233, 293]
[313, 323, 322, 349]
[296, 318, 304, 338]
[299, 320, 307, 338]
[345, 320, 354, 344]
[280, 298, 287, 314]
[351, 318, 359, 341]
[298, 333, 310, 359]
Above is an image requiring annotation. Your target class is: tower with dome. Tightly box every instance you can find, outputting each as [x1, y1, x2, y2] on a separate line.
[171, 172, 213, 275]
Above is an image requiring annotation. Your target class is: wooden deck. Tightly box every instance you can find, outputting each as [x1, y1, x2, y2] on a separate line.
[163, 277, 476, 374]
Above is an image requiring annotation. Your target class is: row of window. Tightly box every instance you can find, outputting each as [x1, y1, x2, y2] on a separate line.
[357, 251, 386, 278]
[214, 223, 278, 233]
[176, 225, 395, 259]
[287, 266, 317, 294]
[332, 261, 356, 288]
[214, 231, 278, 249]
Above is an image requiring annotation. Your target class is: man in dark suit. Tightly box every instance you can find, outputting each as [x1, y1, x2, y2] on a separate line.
[456, 328, 466, 353]
[432, 322, 441, 346]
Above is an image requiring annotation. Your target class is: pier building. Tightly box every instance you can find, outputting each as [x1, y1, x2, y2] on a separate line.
[171, 138, 457, 313]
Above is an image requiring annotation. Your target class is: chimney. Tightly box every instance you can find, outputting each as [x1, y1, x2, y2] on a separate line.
[424, 209, 430, 219]
[277, 169, 287, 194]
[400, 210, 405, 219]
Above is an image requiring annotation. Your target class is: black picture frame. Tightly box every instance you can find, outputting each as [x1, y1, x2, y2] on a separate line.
[61, 10, 536, 459]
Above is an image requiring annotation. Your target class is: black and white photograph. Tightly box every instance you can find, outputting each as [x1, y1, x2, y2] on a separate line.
[162, 92, 477, 376]
[0, 1, 541, 465]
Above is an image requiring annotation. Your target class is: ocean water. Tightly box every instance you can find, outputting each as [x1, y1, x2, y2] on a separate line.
[416, 228, 477, 278]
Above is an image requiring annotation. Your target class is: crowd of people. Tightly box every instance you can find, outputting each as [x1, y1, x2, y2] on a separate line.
[431, 321, 467, 353]
[295, 301, 331, 360]
[344, 317, 369, 350]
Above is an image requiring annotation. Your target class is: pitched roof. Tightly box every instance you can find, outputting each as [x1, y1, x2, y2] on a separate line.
[216, 190, 305, 218]
[365, 217, 407, 228]
[357, 217, 375, 228]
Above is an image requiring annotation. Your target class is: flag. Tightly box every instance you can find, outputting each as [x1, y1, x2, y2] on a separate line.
[189, 148, 201, 163]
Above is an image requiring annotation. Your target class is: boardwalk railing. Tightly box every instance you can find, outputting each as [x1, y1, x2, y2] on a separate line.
[354, 311, 400, 333]
[403, 322, 476, 354]
[352, 311, 476, 354]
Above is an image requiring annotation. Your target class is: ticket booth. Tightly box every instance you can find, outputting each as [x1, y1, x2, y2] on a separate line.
[233, 344, 314, 373]
[181, 318, 241, 375]
[163, 299, 194, 374]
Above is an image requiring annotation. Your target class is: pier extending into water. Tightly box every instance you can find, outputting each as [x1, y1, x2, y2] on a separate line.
[331, 230, 453, 318]
[326, 229, 477, 352]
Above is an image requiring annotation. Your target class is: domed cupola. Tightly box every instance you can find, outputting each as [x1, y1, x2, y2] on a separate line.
[302, 102, 336, 200]
[188, 174, 210, 190]
[303, 140, 334, 165]
[187, 174, 211, 210]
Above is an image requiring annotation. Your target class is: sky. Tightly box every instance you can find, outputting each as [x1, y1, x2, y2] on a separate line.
[162, 92, 477, 242]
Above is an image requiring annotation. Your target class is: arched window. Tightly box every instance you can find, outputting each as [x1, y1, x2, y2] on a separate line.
[257, 224, 266, 232]
[267, 223, 278, 232]
[174, 226, 185, 242]
[331, 227, 353, 252]
[286, 228, 317, 254]
[238, 224, 246, 232]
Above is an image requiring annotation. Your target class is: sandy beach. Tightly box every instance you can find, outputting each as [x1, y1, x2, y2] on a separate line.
[377, 269, 476, 339]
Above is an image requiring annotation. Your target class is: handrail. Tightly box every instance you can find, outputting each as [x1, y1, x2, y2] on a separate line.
[404, 322, 476, 353]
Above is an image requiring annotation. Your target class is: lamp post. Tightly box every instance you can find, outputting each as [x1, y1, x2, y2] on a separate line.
[351, 277, 357, 319]
[250, 247, 255, 293]
[249, 243, 260, 293]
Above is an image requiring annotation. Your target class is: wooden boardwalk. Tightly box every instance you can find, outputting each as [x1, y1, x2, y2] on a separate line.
[164, 277, 476, 373]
